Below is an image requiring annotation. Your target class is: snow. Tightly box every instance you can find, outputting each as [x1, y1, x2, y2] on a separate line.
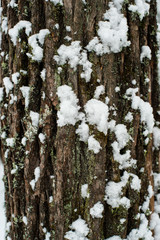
[30, 167, 40, 191]
[1, 115, 5, 120]
[11, 165, 18, 175]
[1, 132, 6, 139]
[86, 2, 130, 55]
[128, 0, 150, 20]
[127, 214, 153, 240]
[9, 94, 17, 104]
[105, 236, 122, 240]
[6, 138, 15, 147]
[54, 41, 81, 69]
[9, 20, 32, 45]
[22, 216, 27, 225]
[20, 86, 30, 108]
[94, 85, 105, 99]
[151, 212, 160, 240]
[3, 77, 13, 96]
[27, 29, 50, 62]
[45, 0, 63, 5]
[88, 135, 102, 154]
[90, 201, 104, 218]
[8, 0, 18, 8]
[132, 79, 137, 85]
[11, 72, 20, 84]
[0, 87, 4, 102]
[4, 149, 9, 159]
[64, 36, 72, 41]
[105, 171, 130, 209]
[154, 173, 160, 192]
[45, 232, 51, 240]
[132, 97, 154, 133]
[54, 23, 59, 29]
[115, 86, 120, 92]
[112, 0, 124, 10]
[85, 99, 109, 135]
[157, 23, 160, 84]
[1, 17, 8, 34]
[76, 122, 89, 142]
[82, 0, 86, 4]
[66, 26, 71, 32]
[21, 137, 27, 146]
[120, 218, 126, 224]
[145, 77, 150, 83]
[151, 172, 160, 239]
[30, 111, 39, 127]
[82, 0, 87, 4]
[140, 46, 152, 62]
[105, 97, 110, 104]
[20, 70, 27, 75]
[54, 41, 92, 82]
[57, 67, 62, 74]
[49, 196, 53, 203]
[157, 0, 160, 23]
[38, 133, 45, 144]
[30, 180, 35, 190]
[81, 184, 89, 198]
[112, 141, 132, 169]
[114, 124, 130, 149]
[111, 124, 134, 169]
[130, 174, 141, 192]
[64, 217, 89, 240]
[126, 88, 154, 134]
[153, 127, 160, 149]
[0, 161, 6, 240]
[79, 51, 93, 82]
[34, 167, 40, 182]
[41, 69, 46, 81]
[125, 112, 133, 122]
[57, 85, 80, 126]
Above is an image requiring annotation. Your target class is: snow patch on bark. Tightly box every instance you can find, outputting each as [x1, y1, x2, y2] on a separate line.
[128, 0, 150, 20]
[90, 201, 104, 218]
[0, 161, 6, 240]
[27, 29, 50, 62]
[65, 217, 89, 240]
[9, 20, 31, 45]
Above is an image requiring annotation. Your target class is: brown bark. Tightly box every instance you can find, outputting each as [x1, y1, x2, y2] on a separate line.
[0, 0, 159, 239]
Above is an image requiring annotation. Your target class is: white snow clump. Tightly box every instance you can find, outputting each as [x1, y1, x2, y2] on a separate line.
[30, 111, 39, 127]
[128, 0, 150, 20]
[64, 217, 89, 240]
[86, 2, 130, 55]
[84, 99, 109, 135]
[105, 171, 131, 209]
[9, 20, 32, 45]
[57, 85, 80, 127]
[54, 41, 92, 82]
[27, 29, 50, 62]
[90, 201, 104, 218]
[81, 184, 89, 199]
[20, 86, 30, 108]
[140, 45, 152, 62]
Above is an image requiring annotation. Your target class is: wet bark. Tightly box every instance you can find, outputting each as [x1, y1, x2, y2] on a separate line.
[0, 0, 159, 239]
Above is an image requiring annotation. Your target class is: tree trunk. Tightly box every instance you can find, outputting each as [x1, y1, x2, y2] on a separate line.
[0, 0, 160, 239]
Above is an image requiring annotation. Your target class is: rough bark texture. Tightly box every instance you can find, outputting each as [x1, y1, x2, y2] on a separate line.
[0, 0, 159, 239]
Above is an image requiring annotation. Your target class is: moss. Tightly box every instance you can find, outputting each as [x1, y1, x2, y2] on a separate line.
[22, 6, 29, 17]
[54, 71, 61, 87]
[1, 61, 8, 74]
[106, 205, 128, 237]
[51, 230, 55, 239]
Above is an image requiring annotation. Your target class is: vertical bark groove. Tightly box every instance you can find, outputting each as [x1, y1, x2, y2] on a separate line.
[0, 0, 159, 239]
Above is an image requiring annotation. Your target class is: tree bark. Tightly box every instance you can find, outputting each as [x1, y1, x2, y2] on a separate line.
[0, 0, 159, 239]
